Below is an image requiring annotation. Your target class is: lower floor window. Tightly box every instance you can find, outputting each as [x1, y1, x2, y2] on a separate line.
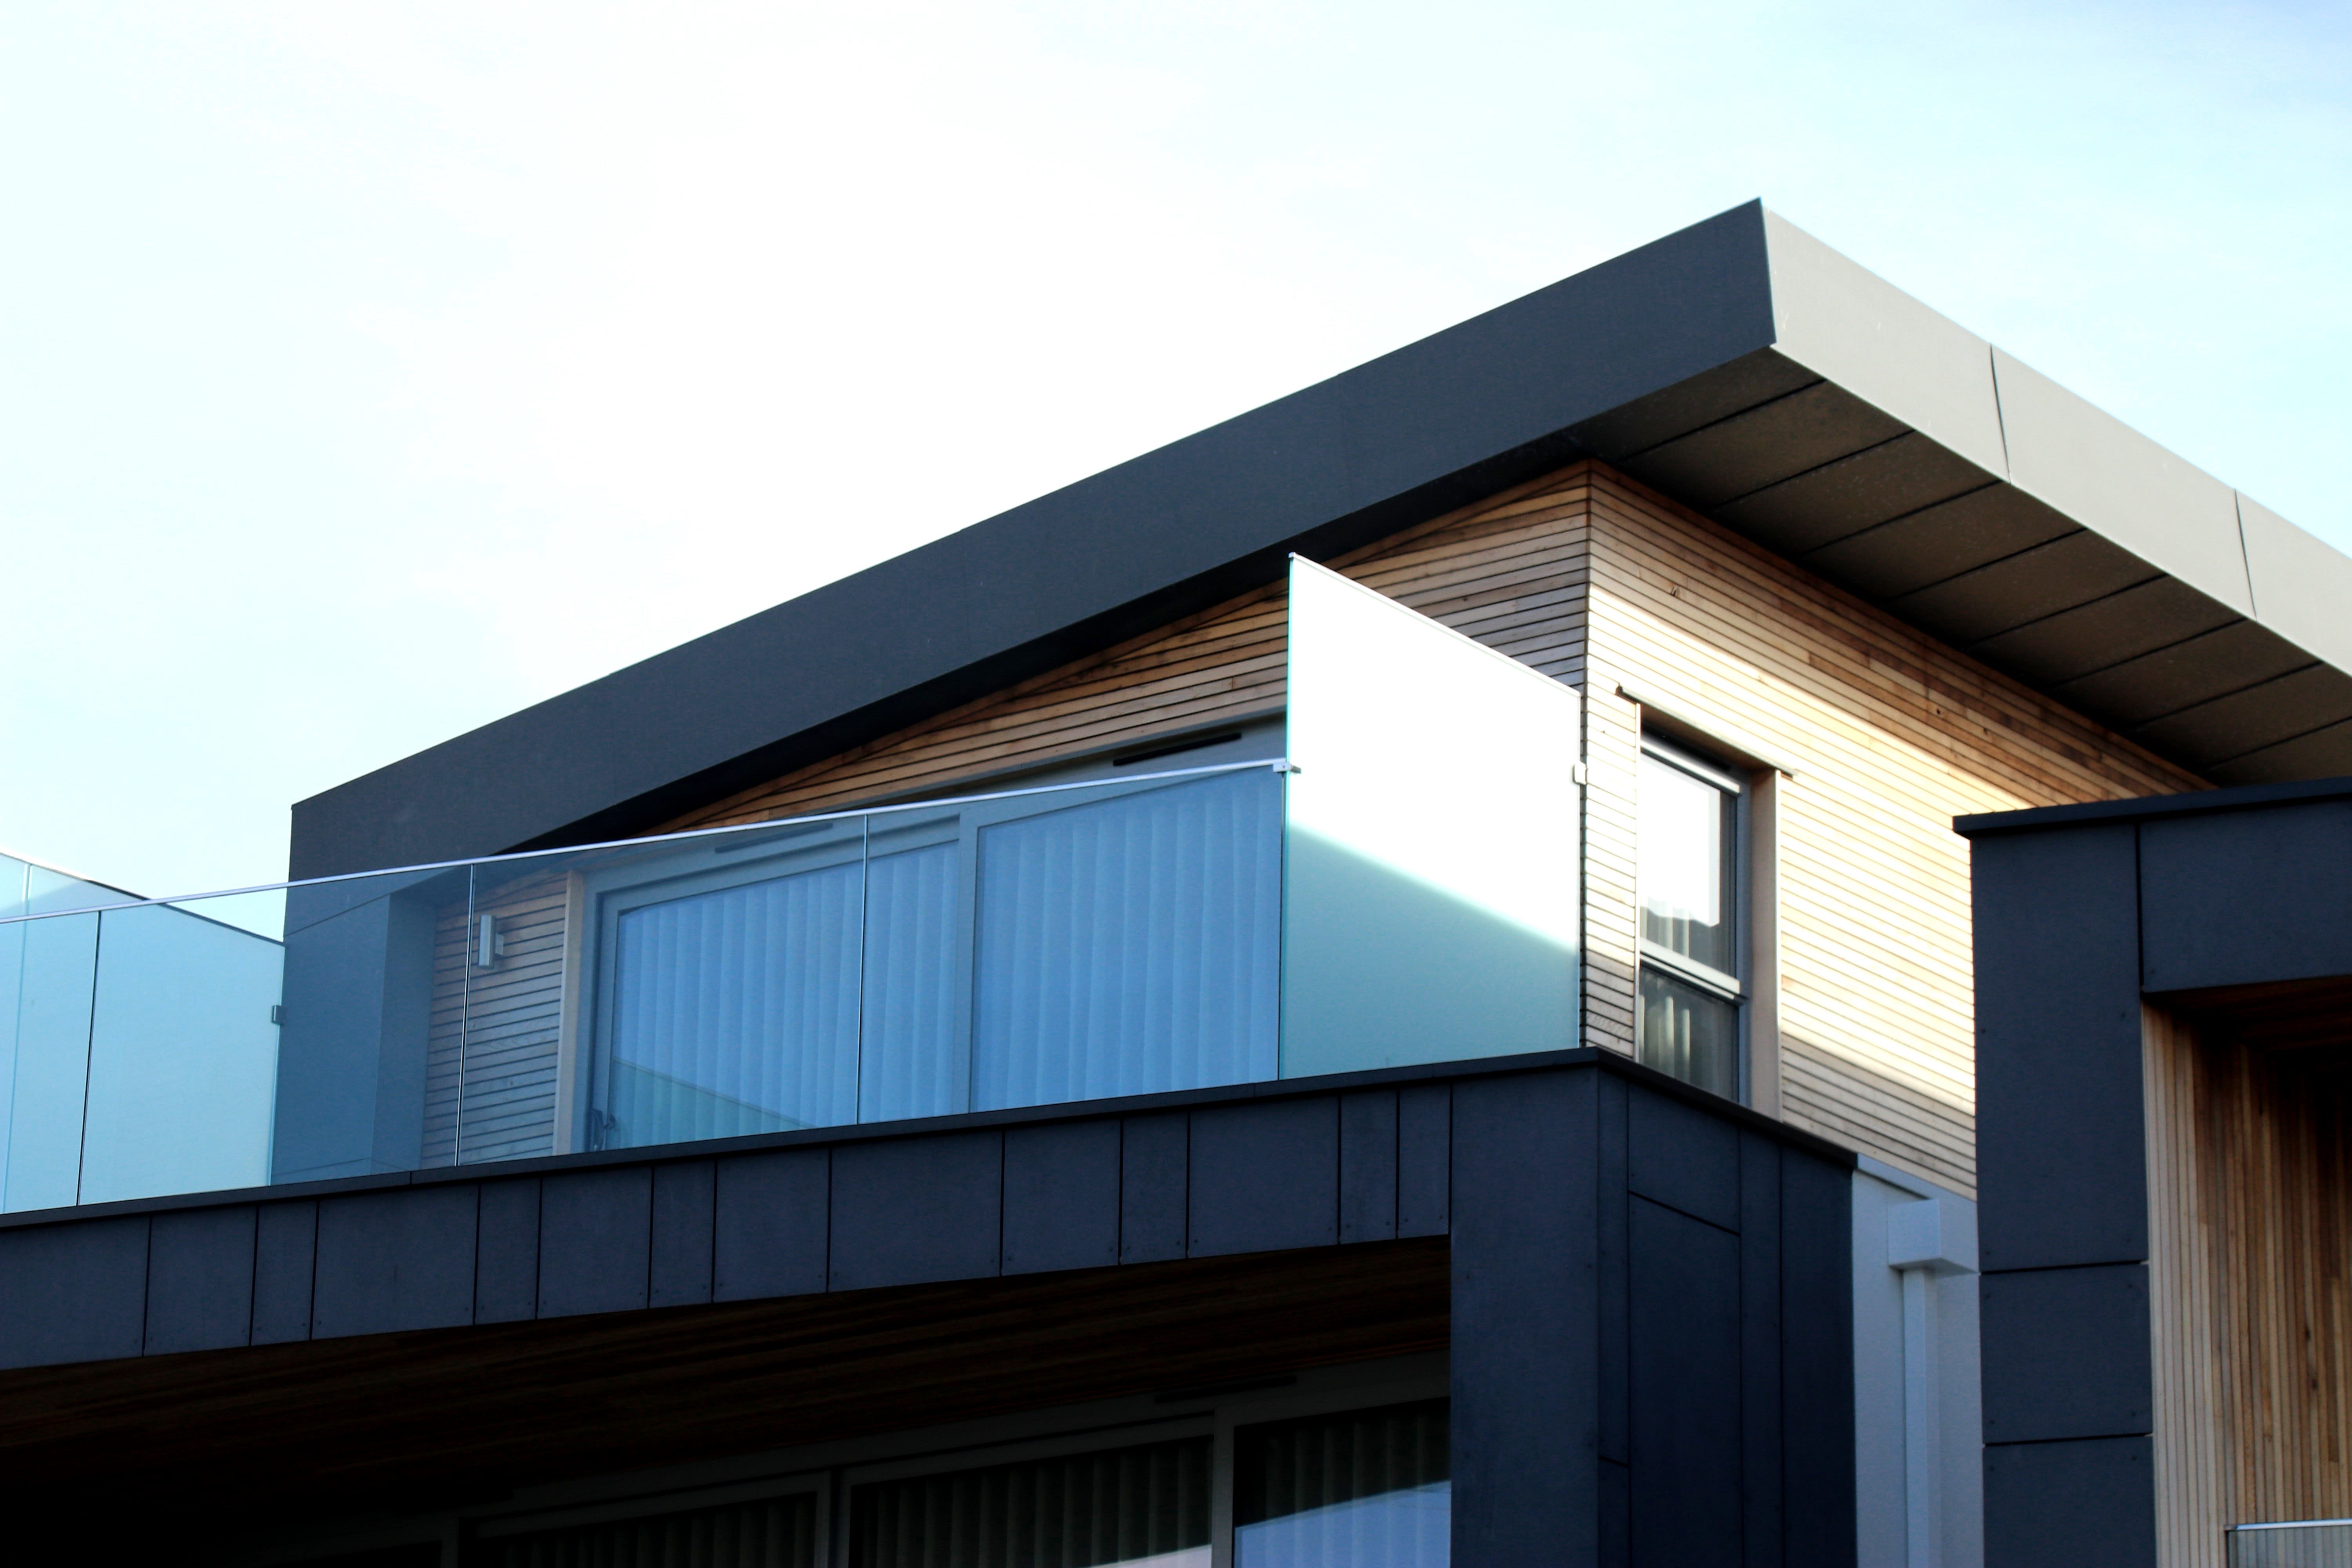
[1236, 1399, 1450, 1568]
[480, 1491, 818, 1568]
[1637, 966, 1740, 1101]
[851, 1436, 1212, 1568]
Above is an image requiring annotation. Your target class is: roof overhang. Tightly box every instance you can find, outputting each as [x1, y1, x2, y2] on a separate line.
[292, 201, 2352, 878]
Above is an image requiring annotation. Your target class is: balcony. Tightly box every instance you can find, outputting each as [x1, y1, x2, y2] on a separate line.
[0, 559, 1584, 1209]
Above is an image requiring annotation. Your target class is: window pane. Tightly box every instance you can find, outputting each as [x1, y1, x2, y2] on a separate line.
[1235, 1400, 1450, 1568]
[973, 771, 1281, 1111]
[1639, 751, 1735, 975]
[851, 1437, 1211, 1568]
[1637, 968, 1739, 1099]
[604, 859, 864, 1146]
[858, 839, 962, 1122]
[483, 1492, 817, 1568]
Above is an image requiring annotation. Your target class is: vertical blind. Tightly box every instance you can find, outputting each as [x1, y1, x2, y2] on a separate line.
[482, 1493, 817, 1568]
[851, 1437, 1212, 1568]
[1234, 1400, 1450, 1568]
[856, 841, 960, 1123]
[972, 770, 1281, 1111]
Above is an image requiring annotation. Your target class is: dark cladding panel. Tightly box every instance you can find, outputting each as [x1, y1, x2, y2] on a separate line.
[0, 1216, 151, 1370]
[1338, 1089, 1399, 1245]
[1628, 1196, 1743, 1567]
[476, 1178, 541, 1325]
[1739, 1132, 1786, 1566]
[1627, 1085, 1740, 1232]
[1001, 1120, 1120, 1276]
[539, 1167, 653, 1319]
[144, 1206, 256, 1356]
[1598, 1074, 1630, 1467]
[1982, 1264, 2152, 1443]
[1188, 1097, 1340, 1258]
[1714, 430, 1995, 557]
[650, 1160, 716, 1308]
[1984, 1436, 2155, 1568]
[713, 1148, 829, 1302]
[251, 1200, 318, 1345]
[1780, 1148, 1858, 1568]
[1396, 1083, 1451, 1238]
[1120, 1112, 1189, 1265]
[314, 1185, 479, 1339]
[2141, 800, 2352, 992]
[1972, 824, 2147, 1271]
[829, 1132, 1002, 1292]
[1451, 1069, 1601, 1564]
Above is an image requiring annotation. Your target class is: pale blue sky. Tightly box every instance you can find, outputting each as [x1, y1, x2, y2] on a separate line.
[5, 2, 2347, 897]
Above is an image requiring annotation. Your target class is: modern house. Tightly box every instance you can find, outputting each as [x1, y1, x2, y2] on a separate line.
[1, 201, 2347, 1566]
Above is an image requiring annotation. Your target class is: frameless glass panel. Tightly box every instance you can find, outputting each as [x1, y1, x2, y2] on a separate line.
[2, 909, 99, 1212]
[851, 1436, 1211, 1568]
[481, 1492, 818, 1568]
[858, 833, 962, 1122]
[78, 896, 283, 1204]
[973, 770, 1281, 1111]
[1637, 967, 1740, 1100]
[601, 849, 864, 1148]
[1638, 748, 1737, 974]
[2230, 1523, 2352, 1568]
[452, 864, 574, 1165]
[1282, 556, 1580, 1077]
[1236, 1399, 1450, 1568]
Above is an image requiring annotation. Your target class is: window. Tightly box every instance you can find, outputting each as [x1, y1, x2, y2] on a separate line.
[850, 1435, 1212, 1568]
[1234, 1399, 1449, 1568]
[1636, 734, 1745, 1100]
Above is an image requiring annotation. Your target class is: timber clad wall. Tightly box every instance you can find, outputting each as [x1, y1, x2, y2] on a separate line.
[625, 459, 2200, 1192]
[2147, 1002, 2352, 1558]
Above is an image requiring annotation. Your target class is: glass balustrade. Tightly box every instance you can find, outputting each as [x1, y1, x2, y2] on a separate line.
[2232, 1522, 2352, 1568]
[0, 559, 1586, 1210]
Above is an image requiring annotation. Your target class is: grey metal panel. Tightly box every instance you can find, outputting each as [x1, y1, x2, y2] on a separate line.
[1626, 1085, 1740, 1232]
[1451, 1069, 1601, 1564]
[1396, 1082, 1451, 1238]
[1797, 480, 2067, 599]
[712, 1148, 829, 1302]
[475, 1178, 540, 1324]
[2134, 663, 2352, 768]
[1619, 380, 1905, 510]
[1981, 1264, 2152, 1443]
[0, 1216, 150, 1370]
[1965, 575, 2241, 688]
[828, 1132, 1002, 1292]
[2140, 800, 2352, 991]
[538, 1167, 653, 1319]
[1760, 210, 2010, 476]
[2241, 493, 2352, 674]
[1187, 1097, 1340, 1258]
[1598, 1074, 1630, 1466]
[144, 1206, 256, 1356]
[1714, 432, 1994, 557]
[1566, 347, 1816, 462]
[1894, 532, 2157, 647]
[650, 1160, 715, 1308]
[1001, 1119, 1120, 1275]
[313, 1185, 478, 1339]
[2208, 715, 2352, 787]
[1994, 347, 2253, 615]
[1119, 1112, 1188, 1264]
[1337, 1089, 1399, 1245]
[1628, 1196, 1743, 1567]
[251, 1200, 318, 1345]
[1984, 1435, 2155, 1568]
[2051, 619, 2311, 730]
[1739, 1132, 1786, 1568]
[1779, 1150, 1858, 1568]
[1971, 825, 2148, 1271]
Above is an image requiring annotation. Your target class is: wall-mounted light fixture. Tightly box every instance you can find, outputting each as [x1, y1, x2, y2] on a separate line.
[473, 913, 506, 972]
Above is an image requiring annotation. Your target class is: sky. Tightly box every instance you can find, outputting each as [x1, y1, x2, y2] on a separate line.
[4, 1, 2348, 899]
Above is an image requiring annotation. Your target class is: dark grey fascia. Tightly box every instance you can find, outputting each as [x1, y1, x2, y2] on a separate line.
[292, 203, 2352, 877]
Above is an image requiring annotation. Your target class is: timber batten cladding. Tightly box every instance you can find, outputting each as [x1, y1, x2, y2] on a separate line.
[635, 458, 2202, 1193]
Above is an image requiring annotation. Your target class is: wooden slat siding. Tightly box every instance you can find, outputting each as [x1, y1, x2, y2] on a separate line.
[420, 871, 570, 1166]
[1577, 466, 2204, 1191]
[2146, 1004, 2226, 1566]
[2194, 1035, 2352, 1528]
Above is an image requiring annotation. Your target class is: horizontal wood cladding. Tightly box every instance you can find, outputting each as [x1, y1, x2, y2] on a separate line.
[633, 458, 2201, 1191]
[1578, 467, 2203, 1192]
[2149, 1005, 2352, 1546]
